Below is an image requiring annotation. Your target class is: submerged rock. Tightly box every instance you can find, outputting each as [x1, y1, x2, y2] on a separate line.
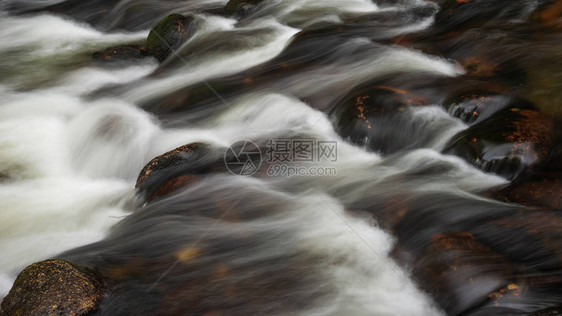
[92, 44, 146, 63]
[146, 14, 195, 62]
[531, 0, 562, 29]
[434, 0, 539, 31]
[329, 84, 431, 155]
[444, 91, 535, 125]
[534, 305, 562, 316]
[444, 108, 555, 180]
[413, 232, 514, 315]
[486, 150, 562, 209]
[1, 260, 105, 316]
[224, 0, 265, 16]
[502, 182, 562, 209]
[59, 183, 329, 315]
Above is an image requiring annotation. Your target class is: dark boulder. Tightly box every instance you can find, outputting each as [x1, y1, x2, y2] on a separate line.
[92, 44, 146, 63]
[434, 0, 540, 31]
[224, 0, 265, 16]
[1, 260, 105, 316]
[382, 191, 562, 314]
[534, 305, 562, 316]
[146, 14, 195, 62]
[444, 108, 556, 180]
[329, 84, 437, 155]
[487, 180, 562, 209]
[136, 143, 203, 188]
[135, 139, 275, 202]
[486, 150, 562, 209]
[136, 143, 213, 202]
[413, 232, 515, 315]
[444, 91, 535, 125]
[530, 0, 562, 29]
[58, 185, 329, 315]
[501, 181, 562, 209]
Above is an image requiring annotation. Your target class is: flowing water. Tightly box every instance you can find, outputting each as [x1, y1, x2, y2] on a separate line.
[1, 0, 561, 315]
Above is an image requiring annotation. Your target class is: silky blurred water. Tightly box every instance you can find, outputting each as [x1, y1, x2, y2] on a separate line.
[0, 0, 521, 314]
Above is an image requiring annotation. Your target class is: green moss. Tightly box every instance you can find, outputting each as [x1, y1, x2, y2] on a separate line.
[224, 0, 265, 15]
[1, 260, 105, 316]
[146, 14, 193, 62]
[13, 261, 40, 287]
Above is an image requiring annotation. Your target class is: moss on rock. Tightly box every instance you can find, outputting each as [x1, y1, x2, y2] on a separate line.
[146, 14, 194, 62]
[1, 260, 105, 316]
[224, 0, 265, 16]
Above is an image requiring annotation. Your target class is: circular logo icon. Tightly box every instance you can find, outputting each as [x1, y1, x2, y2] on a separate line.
[224, 140, 262, 176]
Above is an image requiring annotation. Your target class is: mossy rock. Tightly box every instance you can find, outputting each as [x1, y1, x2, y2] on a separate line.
[146, 14, 194, 62]
[443, 108, 556, 180]
[224, 0, 265, 16]
[1, 260, 105, 316]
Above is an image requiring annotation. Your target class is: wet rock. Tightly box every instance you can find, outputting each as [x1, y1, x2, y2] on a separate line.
[1, 260, 105, 316]
[145, 174, 201, 203]
[470, 209, 562, 272]
[136, 143, 202, 188]
[384, 191, 562, 314]
[534, 305, 562, 315]
[136, 143, 213, 201]
[434, 0, 539, 31]
[522, 52, 562, 121]
[444, 108, 556, 180]
[139, 32, 402, 116]
[92, 44, 146, 63]
[142, 80, 243, 116]
[7, 0, 223, 32]
[59, 185, 329, 315]
[413, 232, 514, 315]
[531, 0, 562, 29]
[329, 84, 436, 155]
[146, 14, 195, 62]
[444, 91, 535, 125]
[491, 181, 562, 209]
[224, 0, 265, 16]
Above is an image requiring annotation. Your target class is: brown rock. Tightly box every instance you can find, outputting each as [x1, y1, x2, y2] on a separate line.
[146, 174, 200, 202]
[444, 109, 556, 180]
[1, 260, 105, 316]
[329, 84, 430, 155]
[135, 143, 210, 202]
[505, 182, 562, 209]
[414, 232, 514, 315]
[136, 143, 202, 189]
